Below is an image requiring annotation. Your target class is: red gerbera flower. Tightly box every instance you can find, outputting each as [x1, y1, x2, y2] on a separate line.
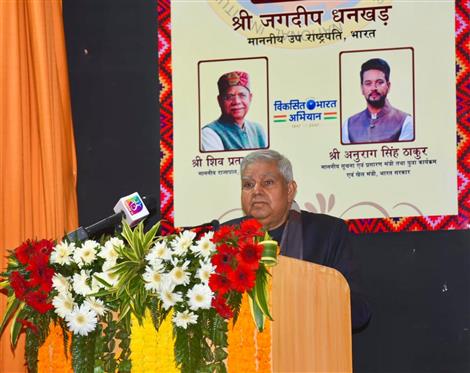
[15, 239, 54, 266]
[15, 240, 36, 265]
[212, 225, 233, 243]
[212, 244, 236, 273]
[228, 263, 256, 292]
[237, 242, 263, 270]
[238, 219, 263, 239]
[27, 262, 54, 293]
[18, 319, 39, 335]
[212, 295, 233, 319]
[209, 273, 232, 295]
[34, 239, 54, 257]
[24, 291, 53, 314]
[10, 271, 29, 300]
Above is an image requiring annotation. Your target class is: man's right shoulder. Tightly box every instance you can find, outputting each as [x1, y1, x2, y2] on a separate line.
[202, 119, 218, 130]
[347, 109, 367, 123]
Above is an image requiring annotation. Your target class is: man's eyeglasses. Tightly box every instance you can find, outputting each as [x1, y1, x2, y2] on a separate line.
[222, 93, 249, 101]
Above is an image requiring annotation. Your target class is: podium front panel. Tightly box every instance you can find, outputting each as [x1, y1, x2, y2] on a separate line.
[272, 255, 352, 372]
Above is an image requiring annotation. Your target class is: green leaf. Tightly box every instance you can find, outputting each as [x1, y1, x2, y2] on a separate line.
[9, 302, 25, 348]
[0, 295, 22, 337]
[118, 360, 132, 372]
[25, 327, 40, 373]
[149, 298, 169, 331]
[215, 361, 228, 373]
[226, 291, 242, 326]
[214, 347, 228, 361]
[59, 320, 70, 359]
[115, 313, 132, 371]
[142, 222, 160, 252]
[208, 313, 228, 348]
[174, 324, 204, 373]
[248, 295, 265, 332]
[250, 266, 273, 321]
[92, 274, 112, 289]
[71, 331, 97, 373]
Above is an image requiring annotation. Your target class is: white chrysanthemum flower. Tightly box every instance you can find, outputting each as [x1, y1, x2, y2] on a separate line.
[145, 251, 163, 269]
[84, 297, 106, 316]
[73, 240, 99, 267]
[98, 238, 122, 264]
[52, 273, 71, 293]
[159, 279, 183, 310]
[102, 259, 117, 273]
[173, 310, 198, 329]
[109, 237, 124, 249]
[147, 241, 171, 263]
[196, 261, 216, 284]
[66, 304, 98, 336]
[50, 241, 74, 265]
[171, 230, 196, 256]
[187, 284, 213, 311]
[169, 261, 190, 286]
[95, 261, 120, 287]
[52, 292, 75, 318]
[94, 272, 117, 288]
[191, 232, 216, 258]
[143, 264, 166, 293]
[72, 270, 93, 296]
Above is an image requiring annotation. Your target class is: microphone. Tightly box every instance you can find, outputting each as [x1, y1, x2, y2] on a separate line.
[113, 192, 157, 227]
[66, 193, 157, 241]
[179, 219, 220, 231]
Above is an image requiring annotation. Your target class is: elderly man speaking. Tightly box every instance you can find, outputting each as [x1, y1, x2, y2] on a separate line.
[201, 71, 267, 151]
[227, 149, 371, 331]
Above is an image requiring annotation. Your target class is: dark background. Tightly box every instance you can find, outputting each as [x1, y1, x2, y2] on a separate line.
[63, 1, 470, 372]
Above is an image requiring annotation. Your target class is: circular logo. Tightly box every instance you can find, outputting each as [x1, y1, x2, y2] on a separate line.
[306, 99, 316, 110]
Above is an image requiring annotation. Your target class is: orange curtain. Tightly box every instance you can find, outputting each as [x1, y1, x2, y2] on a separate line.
[0, 1, 78, 372]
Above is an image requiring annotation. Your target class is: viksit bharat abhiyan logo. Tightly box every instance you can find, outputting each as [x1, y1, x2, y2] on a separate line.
[209, 0, 392, 49]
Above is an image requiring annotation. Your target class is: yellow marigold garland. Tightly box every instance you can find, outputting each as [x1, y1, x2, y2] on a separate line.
[36, 284, 272, 372]
[130, 310, 178, 373]
[227, 294, 257, 372]
[254, 273, 272, 373]
[227, 279, 273, 373]
[38, 323, 72, 373]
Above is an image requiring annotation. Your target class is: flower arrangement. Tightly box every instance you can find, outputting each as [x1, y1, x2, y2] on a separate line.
[0, 239, 55, 372]
[0, 219, 277, 373]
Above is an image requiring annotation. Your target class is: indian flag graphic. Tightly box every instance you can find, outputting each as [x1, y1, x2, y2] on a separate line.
[323, 112, 337, 120]
[273, 114, 287, 123]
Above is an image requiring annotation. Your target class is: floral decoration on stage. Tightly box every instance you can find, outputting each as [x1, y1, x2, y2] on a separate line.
[0, 219, 277, 373]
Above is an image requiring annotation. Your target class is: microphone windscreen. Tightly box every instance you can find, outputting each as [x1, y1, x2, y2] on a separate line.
[114, 192, 150, 227]
[210, 219, 220, 231]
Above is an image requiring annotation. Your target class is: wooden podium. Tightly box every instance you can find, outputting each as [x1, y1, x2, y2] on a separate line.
[271, 255, 352, 372]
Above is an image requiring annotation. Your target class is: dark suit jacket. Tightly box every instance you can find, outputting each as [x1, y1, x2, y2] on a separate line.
[224, 211, 371, 331]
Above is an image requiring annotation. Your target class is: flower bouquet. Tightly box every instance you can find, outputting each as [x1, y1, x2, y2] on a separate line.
[0, 239, 55, 372]
[0, 219, 278, 373]
[1, 235, 134, 372]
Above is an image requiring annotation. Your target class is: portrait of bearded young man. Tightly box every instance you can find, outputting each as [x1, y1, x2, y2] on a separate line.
[342, 58, 414, 144]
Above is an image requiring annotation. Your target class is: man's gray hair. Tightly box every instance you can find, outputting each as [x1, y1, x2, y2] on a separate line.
[240, 149, 294, 182]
